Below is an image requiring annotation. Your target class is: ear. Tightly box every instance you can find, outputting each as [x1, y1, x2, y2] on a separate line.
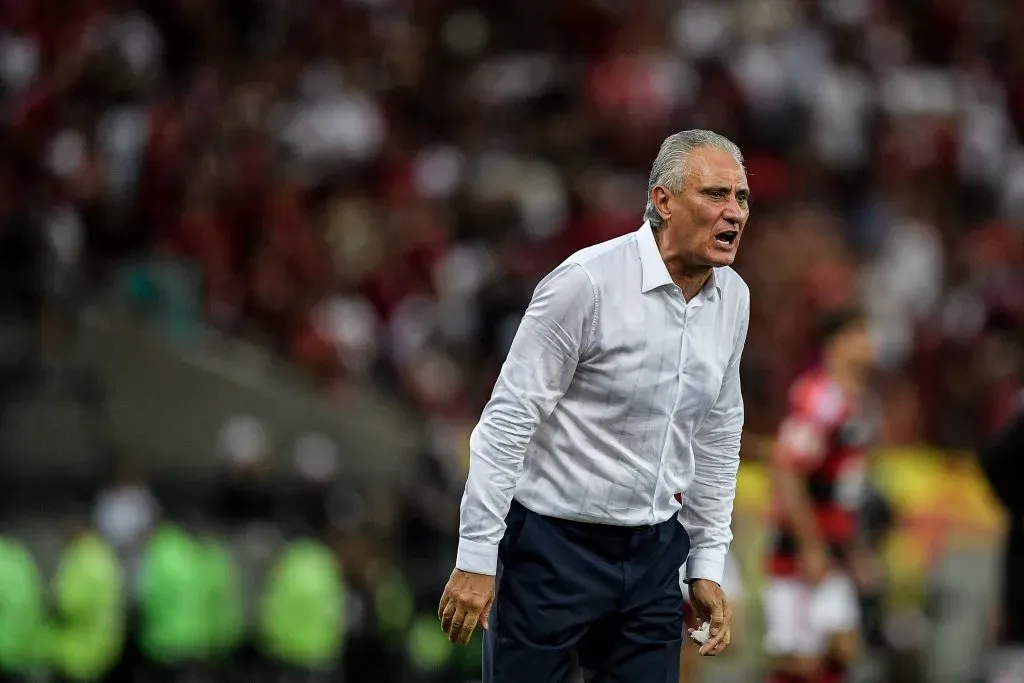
[651, 185, 673, 223]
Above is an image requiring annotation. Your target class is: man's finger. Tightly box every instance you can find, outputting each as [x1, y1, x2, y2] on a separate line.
[717, 627, 732, 653]
[699, 602, 728, 655]
[447, 600, 468, 642]
[438, 586, 452, 622]
[441, 599, 458, 635]
[704, 626, 731, 655]
[708, 620, 732, 653]
[709, 600, 726, 636]
[699, 629, 726, 656]
[457, 610, 481, 644]
[449, 614, 465, 643]
[719, 629, 732, 653]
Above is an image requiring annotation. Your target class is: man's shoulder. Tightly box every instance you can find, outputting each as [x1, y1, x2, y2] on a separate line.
[562, 232, 638, 281]
[567, 231, 638, 267]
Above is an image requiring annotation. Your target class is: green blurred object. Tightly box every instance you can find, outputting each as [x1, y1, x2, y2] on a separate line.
[373, 567, 414, 641]
[259, 539, 344, 669]
[406, 613, 455, 673]
[50, 533, 126, 682]
[200, 537, 244, 659]
[0, 538, 48, 675]
[137, 525, 209, 665]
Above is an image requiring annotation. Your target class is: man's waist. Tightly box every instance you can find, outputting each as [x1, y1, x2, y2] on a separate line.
[511, 496, 678, 535]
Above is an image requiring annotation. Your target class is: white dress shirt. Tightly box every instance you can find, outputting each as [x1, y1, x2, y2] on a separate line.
[457, 222, 749, 584]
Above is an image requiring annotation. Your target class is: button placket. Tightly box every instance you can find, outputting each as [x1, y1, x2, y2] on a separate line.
[650, 297, 690, 520]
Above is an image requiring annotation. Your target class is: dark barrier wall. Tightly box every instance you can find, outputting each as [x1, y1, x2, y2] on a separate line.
[0, 308, 420, 487]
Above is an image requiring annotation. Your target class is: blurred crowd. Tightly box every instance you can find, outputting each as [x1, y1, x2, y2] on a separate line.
[1, 0, 1024, 681]
[0, 411, 483, 683]
[2, 0, 1023, 446]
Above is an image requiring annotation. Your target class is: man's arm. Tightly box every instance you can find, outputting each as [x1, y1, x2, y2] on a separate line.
[681, 293, 749, 586]
[456, 261, 598, 576]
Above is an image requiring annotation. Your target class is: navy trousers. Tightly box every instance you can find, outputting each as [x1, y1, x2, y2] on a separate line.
[483, 499, 689, 683]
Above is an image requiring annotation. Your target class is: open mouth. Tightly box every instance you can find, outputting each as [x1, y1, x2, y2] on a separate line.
[714, 230, 738, 246]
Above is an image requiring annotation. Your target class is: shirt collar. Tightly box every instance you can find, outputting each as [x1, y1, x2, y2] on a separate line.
[636, 222, 722, 299]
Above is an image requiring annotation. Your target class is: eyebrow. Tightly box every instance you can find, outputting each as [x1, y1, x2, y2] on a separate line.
[702, 185, 750, 196]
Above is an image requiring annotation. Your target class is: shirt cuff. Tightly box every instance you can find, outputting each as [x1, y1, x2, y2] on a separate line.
[684, 550, 726, 585]
[455, 538, 500, 576]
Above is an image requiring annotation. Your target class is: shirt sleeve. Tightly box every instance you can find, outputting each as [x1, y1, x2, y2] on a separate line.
[681, 289, 749, 585]
[456, 262, 598, 575]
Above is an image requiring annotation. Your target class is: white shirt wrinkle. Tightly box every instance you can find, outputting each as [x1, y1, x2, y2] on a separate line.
[457, 222, 749, 584]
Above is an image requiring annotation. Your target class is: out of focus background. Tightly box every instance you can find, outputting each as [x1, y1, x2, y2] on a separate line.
[0, 0, 1021, 681]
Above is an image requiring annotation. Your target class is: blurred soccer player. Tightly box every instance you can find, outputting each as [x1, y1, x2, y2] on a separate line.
[763, 308, 877, 683]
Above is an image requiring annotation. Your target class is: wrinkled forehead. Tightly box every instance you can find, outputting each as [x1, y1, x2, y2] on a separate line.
[684, 148, 748, 189]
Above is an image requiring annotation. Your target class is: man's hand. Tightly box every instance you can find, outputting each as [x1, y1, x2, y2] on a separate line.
[688, 579, 732, 656]
[438, 569, 495, 644]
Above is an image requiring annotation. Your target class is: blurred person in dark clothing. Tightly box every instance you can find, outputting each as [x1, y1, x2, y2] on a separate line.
[400, 432, 463, 593]
[213, 415, 276, 524]
[0, 187, 44, 322]
[855, 486, 894, 652]
[280, 433, 340, 538]
[0, 185, 46, 396]
[977, 325, 1024, 682]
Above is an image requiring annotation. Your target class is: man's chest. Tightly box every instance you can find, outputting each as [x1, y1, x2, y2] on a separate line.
[571, 298, 734, 421]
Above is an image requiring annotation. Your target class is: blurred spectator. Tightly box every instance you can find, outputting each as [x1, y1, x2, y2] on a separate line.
[93, 460, 159, 559]
[2, 0, 1020, 450]
[136, 523, 209, 683]
[214, 415, 275, 525]
[282, 432, 340, 538]
[258, 538, 344, 683]
[50, 527, 125, 683]
[0, 538, 47, 681]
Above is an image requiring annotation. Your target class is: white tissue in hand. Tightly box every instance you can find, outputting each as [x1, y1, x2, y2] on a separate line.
[690, 621, 711, 645]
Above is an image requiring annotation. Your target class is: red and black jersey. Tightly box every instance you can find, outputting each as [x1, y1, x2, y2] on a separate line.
[767, 369, 875, 577]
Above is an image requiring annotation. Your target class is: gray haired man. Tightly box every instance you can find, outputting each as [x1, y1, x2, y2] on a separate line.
[440, 130, 751, 682]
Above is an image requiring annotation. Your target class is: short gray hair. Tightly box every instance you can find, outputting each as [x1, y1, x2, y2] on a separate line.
[644, 130, 744, 229]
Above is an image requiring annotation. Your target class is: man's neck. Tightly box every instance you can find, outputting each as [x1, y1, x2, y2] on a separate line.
[668, 265, 712, 301]
[654, 229, 713, 300]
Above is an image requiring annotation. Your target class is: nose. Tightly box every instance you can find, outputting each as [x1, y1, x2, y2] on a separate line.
[722, 196, 743, 226]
